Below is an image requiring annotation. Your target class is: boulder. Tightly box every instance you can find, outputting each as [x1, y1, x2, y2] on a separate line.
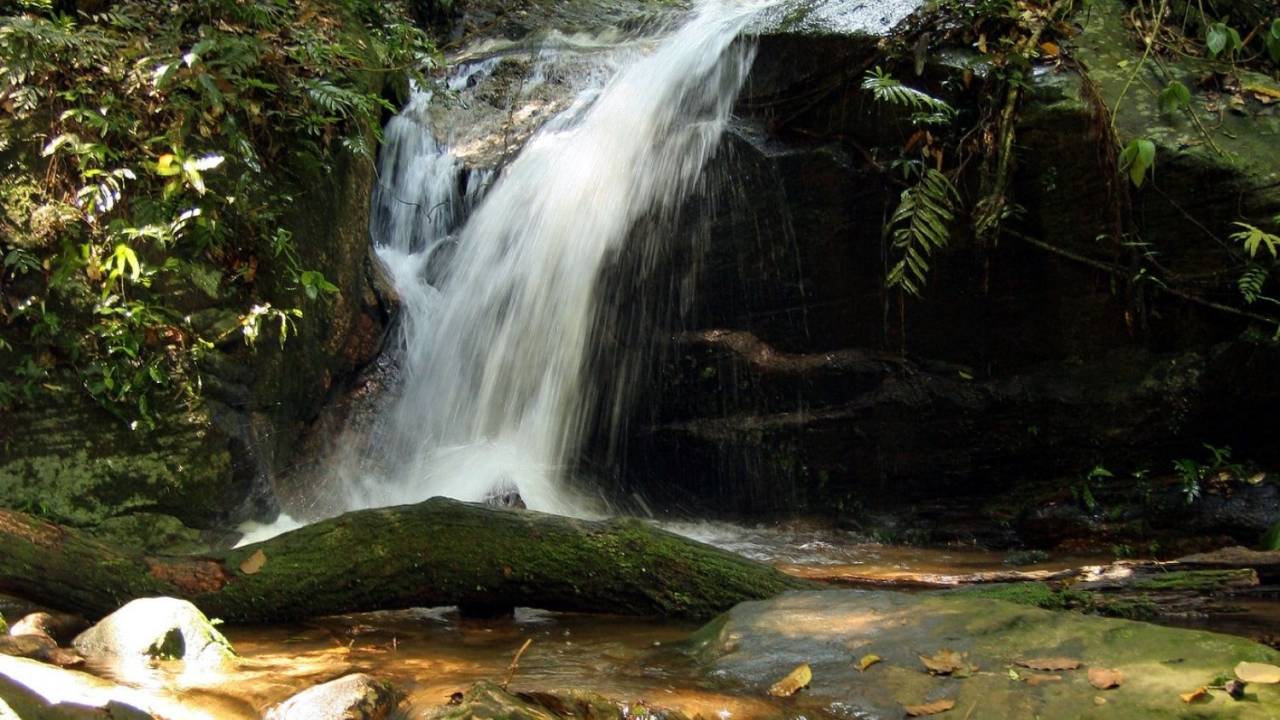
[265, 673, 401, 720]
[602, 0, 1280, 520]
[72, 598, 235, 670]
[690, 589, 1280, 718]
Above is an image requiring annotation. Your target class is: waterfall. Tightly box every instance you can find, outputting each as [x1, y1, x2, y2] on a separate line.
[248, 0, 770, 540]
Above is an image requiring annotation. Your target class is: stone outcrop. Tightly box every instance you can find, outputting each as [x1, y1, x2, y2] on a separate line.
[600, 0, 1280, 522]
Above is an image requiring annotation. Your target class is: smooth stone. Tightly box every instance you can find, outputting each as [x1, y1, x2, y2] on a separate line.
[73, 597, 235, 670]
[265, 673, 402, 720]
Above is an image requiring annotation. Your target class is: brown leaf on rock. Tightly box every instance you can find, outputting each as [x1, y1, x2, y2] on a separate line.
[768, 663, 812, 697]
[240, 549, 267, 574]
[904, 699, 956, 716]
[1025, 673, 1062, 686]
[1088, 667, 1123, 689]
[1016, 657, 1081, 671]
[1179, 687, 1210, 704]
[1235, 661, 1280, 684]
[920, 650, 975, 676]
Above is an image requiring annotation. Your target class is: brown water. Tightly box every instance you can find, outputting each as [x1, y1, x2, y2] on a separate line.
[87, 607, 787, 719]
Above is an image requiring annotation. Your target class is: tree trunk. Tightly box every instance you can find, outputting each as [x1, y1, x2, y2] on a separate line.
[0, 498, 810, 622]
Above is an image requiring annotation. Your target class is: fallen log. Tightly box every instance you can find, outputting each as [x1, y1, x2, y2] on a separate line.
[0, 498, 809, 622]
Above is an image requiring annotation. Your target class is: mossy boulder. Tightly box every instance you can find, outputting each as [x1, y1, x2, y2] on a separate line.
[689, 589, 1280, 718]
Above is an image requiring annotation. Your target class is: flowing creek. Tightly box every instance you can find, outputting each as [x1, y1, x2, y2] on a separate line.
[74, 523, 1279, 719]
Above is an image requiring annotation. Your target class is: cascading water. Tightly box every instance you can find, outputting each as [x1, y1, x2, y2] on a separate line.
[242, 0, 771, 541]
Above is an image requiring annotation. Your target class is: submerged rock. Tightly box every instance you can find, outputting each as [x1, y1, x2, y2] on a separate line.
[73, 598, 235, 670]
[265, 673, 402, 720]
[433, 681, 671, 720]
[690, 590, 1280, 717]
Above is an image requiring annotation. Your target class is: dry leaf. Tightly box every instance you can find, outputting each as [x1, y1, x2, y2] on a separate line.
[1026, 673, 1062, 686]
[920, 650, 975, 676]
[858, 654, 882, 672]
[1039, 41, 1060, 57]
[1088, 667, 1124, 689]
[1016, 657, 1081, 671]
[1179, 687, 1210, 704]
[904, 699, 955, 717]
[1234, 661, 1280, 684]
[768, 663, 812, 697]
[240, 549, 267, 574]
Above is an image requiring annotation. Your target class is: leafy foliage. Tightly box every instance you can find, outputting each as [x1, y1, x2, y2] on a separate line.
[0, 0, 435, 423]
[861, 68, 961, 298]
[1117, 138, 1155, 188]
[886, 170, 961, 297]
[862, 67, 957, 126]
[1157, 80, 1190, 114]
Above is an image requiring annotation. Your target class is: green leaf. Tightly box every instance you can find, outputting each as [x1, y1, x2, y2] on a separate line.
[1205, 22, 1241, 58]
[1158, 80, 1191, 114]
[1119, 138, 1156, 187]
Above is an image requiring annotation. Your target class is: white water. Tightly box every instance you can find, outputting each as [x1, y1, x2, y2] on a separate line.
[240, 1, 768, 543]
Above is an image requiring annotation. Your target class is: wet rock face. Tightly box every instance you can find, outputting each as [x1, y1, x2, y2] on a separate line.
[602, 0, 1280, 519]
[73, 598, 235, 671]
[266, 673, 401, 720]
[690, 590, 1280, 718]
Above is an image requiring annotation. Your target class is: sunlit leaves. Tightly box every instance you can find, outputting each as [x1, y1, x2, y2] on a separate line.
[1230, 222, 1280, 259]
[0, 0, 434, 420]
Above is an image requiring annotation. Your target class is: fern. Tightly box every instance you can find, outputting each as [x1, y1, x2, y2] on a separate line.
[1238, 265, 1268, 304]
[886, 169, 960, 297]
[862, 67, 956, 125]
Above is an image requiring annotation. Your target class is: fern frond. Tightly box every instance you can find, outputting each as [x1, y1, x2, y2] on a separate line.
[862, 67, 955, 121]
[1238, 265, 1269, 304]
[886, 168, 959, 297]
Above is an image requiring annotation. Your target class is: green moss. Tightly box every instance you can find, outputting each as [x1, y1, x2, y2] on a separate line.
[1129, 569, 1256, 593]
[952, 582, 1093, 611]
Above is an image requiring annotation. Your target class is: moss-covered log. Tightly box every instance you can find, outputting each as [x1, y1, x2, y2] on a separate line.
[0, 498, 809, 622]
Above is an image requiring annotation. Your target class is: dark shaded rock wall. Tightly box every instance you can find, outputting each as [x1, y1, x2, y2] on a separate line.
[604, 0, 1280, 518]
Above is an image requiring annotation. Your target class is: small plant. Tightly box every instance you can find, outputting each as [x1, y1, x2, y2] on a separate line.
[1204, 22, 1243, 59]
[1172, 444, 1246, 504]
[1073, 464, 1113, 511]
[1118, 138, 1156, 188]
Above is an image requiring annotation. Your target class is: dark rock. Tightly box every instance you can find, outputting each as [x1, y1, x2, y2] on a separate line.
[600, 0, 1280, 520]
[265, 673, 401, 720]
[73, 598, 235, 670]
